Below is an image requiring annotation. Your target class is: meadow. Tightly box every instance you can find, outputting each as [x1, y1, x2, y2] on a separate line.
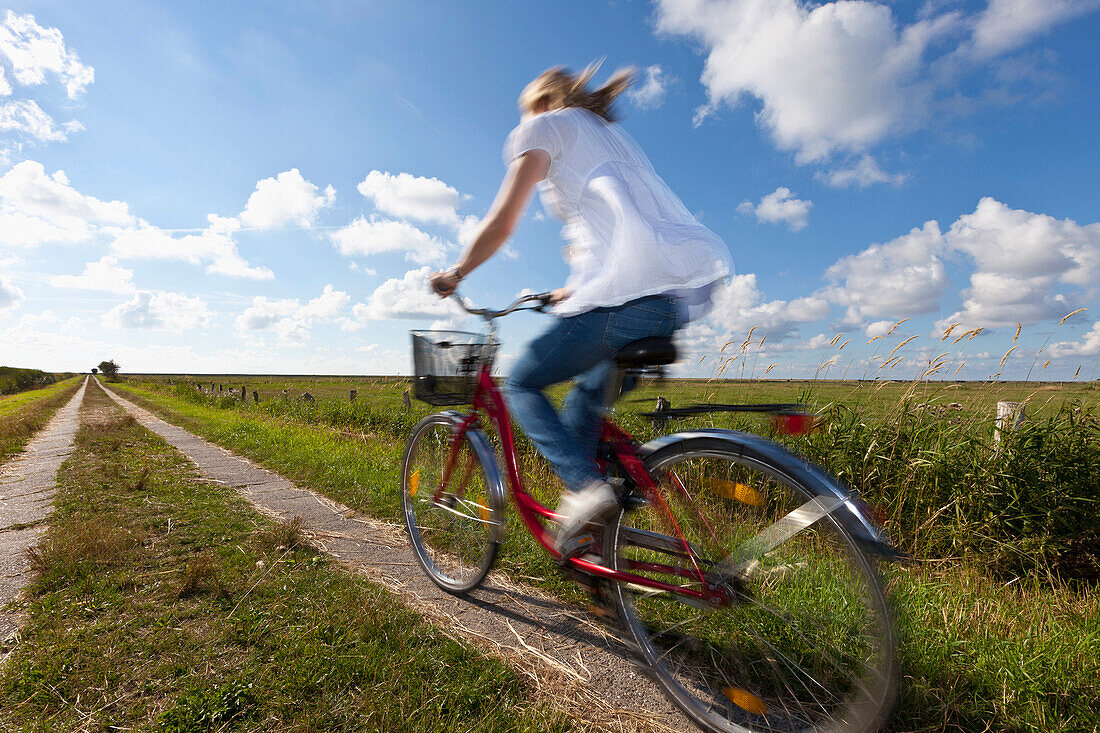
[106, 372, 1099, 731]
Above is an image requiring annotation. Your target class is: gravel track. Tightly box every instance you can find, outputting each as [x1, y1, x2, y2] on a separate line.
[0, 377, 88, 666]
[95, 379, 692, 732]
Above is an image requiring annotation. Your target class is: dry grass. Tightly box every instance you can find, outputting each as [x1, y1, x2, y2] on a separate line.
[253, 515, 306, 552]
[25, 516, 142, 582]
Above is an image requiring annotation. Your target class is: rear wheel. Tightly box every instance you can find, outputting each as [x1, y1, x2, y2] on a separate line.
[402, 414, 504, 594]
[609, 437, 895, 733]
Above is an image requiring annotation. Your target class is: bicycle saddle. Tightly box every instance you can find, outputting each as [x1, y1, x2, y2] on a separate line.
[615, 337, 677, 368]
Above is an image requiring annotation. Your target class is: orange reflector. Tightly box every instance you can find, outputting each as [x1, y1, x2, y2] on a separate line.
[711, 479, 765, 506]
[723, 688, 768, 715]
[409, 470, 420, 497]
[478, 503, 491, 521]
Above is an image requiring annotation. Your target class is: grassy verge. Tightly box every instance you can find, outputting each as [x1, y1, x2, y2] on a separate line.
[112, 380, 1100, 731]
[0, 380, 571, 732]
[0, 377, 82, 463]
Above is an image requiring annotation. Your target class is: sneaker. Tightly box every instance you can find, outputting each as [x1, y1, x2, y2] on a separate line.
[554, 481, 619, 560]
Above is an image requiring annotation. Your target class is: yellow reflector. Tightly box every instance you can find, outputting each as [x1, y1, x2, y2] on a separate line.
[710, 479, 765, 506]
[409, 470, 420, 497]
[723, 688, 768, 715]
[479, 503, 491, 521]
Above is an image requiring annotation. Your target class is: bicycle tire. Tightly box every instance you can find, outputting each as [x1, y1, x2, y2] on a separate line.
[608, 434, 896, 733]
[402, 412, 505, 594]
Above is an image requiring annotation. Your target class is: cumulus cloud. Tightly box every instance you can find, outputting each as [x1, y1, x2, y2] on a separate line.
[706, 273, 830, 342]
[357, 170, 464, 227]
[235, 284, 350, 343]
[1047, 322, 1100, 358]
[330, 216, 449, 264]
[0, 99, 82, 142]
[655, 0, 1095, 164]
[818, 155, 907, 189]
[238, 168, 336, 228]
[738, 187, 812, 231]
[0, 160, 131, 233]
[628, 65, 673, 110]
[0, 11, 94, 98]
[49, 255, 135, 293]
[970, 0, 1100, 59]
[826, 220, 948, 323]
[111, 214, 274, 280]
[342, 266, 464, 326]
[0, 274, 22, 311]
[102, 290, 211, 331]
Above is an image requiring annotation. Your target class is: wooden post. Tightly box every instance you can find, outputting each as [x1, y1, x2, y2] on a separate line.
[241, 386, 247, 401]
[994, 401, 1025, 445]
[253, 390, 259, 403]
[281, 389, 288, 399]
[349, 389, 357, 403]
[303, 392, 314, 403]
[402, 389, 412, 411]
[219, 384, 223, 392]
[653, 396, 671, 430]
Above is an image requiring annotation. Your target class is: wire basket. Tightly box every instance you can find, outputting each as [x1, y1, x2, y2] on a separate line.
[410, 330, 498, 406]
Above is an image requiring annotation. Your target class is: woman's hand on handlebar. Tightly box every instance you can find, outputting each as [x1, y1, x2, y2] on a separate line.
[549, 287, 570, 305]
[429, 269, 461, 297]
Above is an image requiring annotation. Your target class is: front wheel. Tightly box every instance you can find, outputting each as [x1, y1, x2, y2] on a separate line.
[608, 436, 896, 733]
[402, 413, 505, 594]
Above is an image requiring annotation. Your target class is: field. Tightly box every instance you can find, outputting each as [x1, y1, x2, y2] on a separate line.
[0, 377, 82, 462]
[101, 373, 1099, 731]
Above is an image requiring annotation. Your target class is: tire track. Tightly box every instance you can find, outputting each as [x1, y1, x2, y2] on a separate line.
[95, 379, 690, 732]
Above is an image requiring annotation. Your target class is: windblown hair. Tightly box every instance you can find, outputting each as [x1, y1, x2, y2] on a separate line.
[519, 61, 635, 123]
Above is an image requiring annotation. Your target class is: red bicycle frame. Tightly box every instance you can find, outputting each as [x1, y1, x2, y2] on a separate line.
[432, 363, 731, 606]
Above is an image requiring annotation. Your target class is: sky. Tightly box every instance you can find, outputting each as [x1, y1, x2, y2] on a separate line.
[0, 0, 1098, 381]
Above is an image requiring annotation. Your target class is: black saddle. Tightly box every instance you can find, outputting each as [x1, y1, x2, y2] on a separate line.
[615, 337, 677, 368]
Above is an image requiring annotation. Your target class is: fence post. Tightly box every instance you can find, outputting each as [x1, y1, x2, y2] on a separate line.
[994, 401, 1025, 445]
[652, 396, 671, 430]
[349, 389, 357, 403]
[403, 389, 412, 411]
[241, 386, 247, 401]
[253, 390, 259, 403]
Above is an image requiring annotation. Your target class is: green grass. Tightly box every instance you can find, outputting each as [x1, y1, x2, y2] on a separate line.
[110, 377, 1100, 731]
[0, 366, 65, 396]
[0, 377, 81, 463]
[0, 378, 572, 732]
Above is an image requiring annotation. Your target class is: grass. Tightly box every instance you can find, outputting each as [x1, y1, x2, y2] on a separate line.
[0, 377, 82, 464]
[110, 377, 1100, 731]
[0, 366, 64, 396]
[0, 378, 573, 732]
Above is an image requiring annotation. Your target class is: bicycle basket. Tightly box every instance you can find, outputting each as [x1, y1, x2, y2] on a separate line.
[410, 330, 498, 406]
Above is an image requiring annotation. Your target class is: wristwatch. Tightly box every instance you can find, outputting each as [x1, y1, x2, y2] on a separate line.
[446, 264, 465, 282]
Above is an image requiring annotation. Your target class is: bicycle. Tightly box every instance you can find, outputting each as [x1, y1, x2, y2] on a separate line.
[401, 292, 899, 733]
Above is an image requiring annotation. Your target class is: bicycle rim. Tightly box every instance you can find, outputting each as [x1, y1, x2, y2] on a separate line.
[402, 415, 501, 593]
[610, 440, 895, 733]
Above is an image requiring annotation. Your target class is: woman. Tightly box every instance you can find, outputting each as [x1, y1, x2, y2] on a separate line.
[431, 64, 731, 559]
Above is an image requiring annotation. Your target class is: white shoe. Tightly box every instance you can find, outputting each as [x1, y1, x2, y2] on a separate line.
[555, 481, 619, 560]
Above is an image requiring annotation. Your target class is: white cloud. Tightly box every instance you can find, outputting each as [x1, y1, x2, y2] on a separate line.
[0, 67, 11, 96]
[342, 266, 463, 326]
[111, 214, 274, 280]
[818, 155, 907, 189]
[628, 65, 672, 110]
[238, 168, 335, 229]
[235, 284, 350, 343]
[655, 0, 1095, 163]
[0, 160, 132, 230]
[826, 220, 948, 323]
[707, 273, 830, 341]
[330, 216, 449, 264]
[357, 170, 464, 227]
[970, 0, 1100, 59]
[0, 99, 82, 142]
[0, 11, 94, 98]
[738, 187, 812, 231]
[102, 290, 212, 331]
[49, 255, 135, 293]
[0, 274, 22, 311]
[1048, 322, 1100, 358]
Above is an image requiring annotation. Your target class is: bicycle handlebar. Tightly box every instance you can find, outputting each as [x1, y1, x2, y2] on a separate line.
[451, 291, 554, 320]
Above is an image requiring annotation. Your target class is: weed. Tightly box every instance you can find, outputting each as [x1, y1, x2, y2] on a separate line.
[25, 517, 141, 586]
[254, 516, 306, 553]
[177, 555, 230, 599]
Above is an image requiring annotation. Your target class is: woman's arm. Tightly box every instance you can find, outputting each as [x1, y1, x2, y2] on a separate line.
[431, 149, 550, 296]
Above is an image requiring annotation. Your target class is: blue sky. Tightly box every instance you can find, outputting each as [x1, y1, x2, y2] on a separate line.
[1, 0, 1098, 380]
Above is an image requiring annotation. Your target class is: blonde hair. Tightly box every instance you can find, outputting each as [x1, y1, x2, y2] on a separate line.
[519, 61, 635, 123]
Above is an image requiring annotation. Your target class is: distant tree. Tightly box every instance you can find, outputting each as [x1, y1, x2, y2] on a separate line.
[98, 360, 120, 381]
[91, 367, 98, 374]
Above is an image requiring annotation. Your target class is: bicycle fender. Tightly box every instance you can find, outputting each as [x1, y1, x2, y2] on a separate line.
[439, 411, 508, 542]
[637, 429, 904, 561]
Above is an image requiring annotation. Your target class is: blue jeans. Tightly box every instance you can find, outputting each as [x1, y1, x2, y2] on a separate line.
[504, 295, 679, 493]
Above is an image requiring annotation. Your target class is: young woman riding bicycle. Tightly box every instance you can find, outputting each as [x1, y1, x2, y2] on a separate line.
[430, 64, 732, 559]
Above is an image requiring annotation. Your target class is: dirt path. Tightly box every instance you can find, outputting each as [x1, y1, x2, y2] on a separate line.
[0, 377, 88, 665]
[95, 379, 690, 732]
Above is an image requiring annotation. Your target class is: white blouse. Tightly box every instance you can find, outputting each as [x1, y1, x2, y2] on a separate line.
[504, 107, 732, 320]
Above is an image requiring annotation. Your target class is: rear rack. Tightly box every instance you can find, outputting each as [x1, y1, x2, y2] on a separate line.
[638, 403, 818, 435]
